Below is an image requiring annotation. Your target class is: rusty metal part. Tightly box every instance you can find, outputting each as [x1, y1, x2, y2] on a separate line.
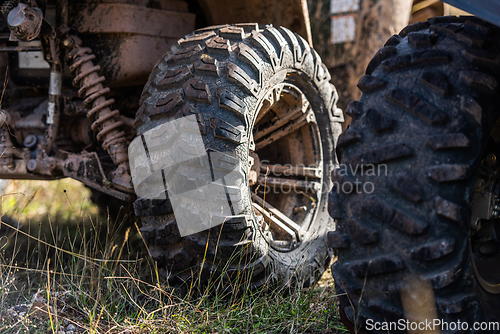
[260, 163, 322, 179]
[293, 206, 307, 214]
[252, 192, 301, 241]
[6, 2, 43, 41]
[255, 110, 315, 151]
[257, 175, 321, 192]
[67, 117, 93, 147]
[40, 63, 62, 153]
[0, 158, 60, 180]
[14, 113, 45, 130]
[62, 152, 133, 202]
[0, 45, 42, 52]
[27, 147, 62, 175]
[0, 110, 16, 168]
[71, 3, 195, 86]
[66, 35, 132, 190]
[0, 1, 16, 18]
[251, 84, 324, 248]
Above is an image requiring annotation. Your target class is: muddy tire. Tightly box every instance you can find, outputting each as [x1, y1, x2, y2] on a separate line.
[330, 16, 500, 331]
[133, 24, 343, 291]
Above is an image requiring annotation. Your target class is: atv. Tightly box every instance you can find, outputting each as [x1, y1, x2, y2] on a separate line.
[330, 0, 500, 332]
[0, 0, 343, 291]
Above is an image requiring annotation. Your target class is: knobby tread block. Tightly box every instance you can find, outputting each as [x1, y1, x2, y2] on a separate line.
[384, 34, 401, 46]
[167, 44, 204, 64]
[226, 62, 259, 95]
[209, 116, 245, 144]
[344, 255, 404, 277]
[420, 71, 450, 96]
[216, 88, 247, 118]
[411, 50, 449, 66]
[437, 294, 477, 314]
[426, 134, 470, 150]
[427, 260, 463, 289]
[345, 100, 363, 119]
[151, 92, 185, 118]
[386, 89, 447, 124]
[251, 31, 280, 70]
[366, 108, 394, 133]
[179, 31, 216, 47]
[327, 231, 350, 249]
[411, 238, 455, 261]
[460, 96, 482, 125]
[337, 128, 361, 149]
[408, 31, 432, 48]
[347, 218, 379, 244]
[238, 44, 263, 72]
[366, 46, 397, 75]
[362, 197, 428, 235]
[460, 70, 498, 93]
[219, 26, 245, 40]
[348, 143, 413, 165]
[464, 20, 490, 35]
[157, 65, 193, 89]
[182, 77, 211, 103]
[463, 49, 500, 73]
[435, 197, 465, 223]
[357, 75, 387, 92]
[381, 55, 412, 71]
[427, 164, 469, 182]
[206, 36, 232, 54]
[194, 56, 219, 76]
[389, 174, 424, 203]
[399, 21, 430, 37]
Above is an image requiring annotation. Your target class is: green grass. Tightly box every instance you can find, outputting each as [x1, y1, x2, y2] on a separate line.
[0, 179, 347, 333]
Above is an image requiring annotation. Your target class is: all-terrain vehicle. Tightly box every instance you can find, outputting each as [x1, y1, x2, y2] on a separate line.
[329, 0, 500, 332]
[0, 0, 343, 291]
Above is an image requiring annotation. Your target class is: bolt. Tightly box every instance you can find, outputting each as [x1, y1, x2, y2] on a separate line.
[487, 153, 497, 166]
[27, 159, 37, 171]
[23, 134, 37, 150]
[293, 206, 307, 214]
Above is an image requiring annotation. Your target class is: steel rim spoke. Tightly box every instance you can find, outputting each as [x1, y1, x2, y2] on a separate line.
[260, 163, 322, 179]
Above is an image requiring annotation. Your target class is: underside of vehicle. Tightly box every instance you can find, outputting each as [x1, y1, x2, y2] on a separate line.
[0, 0, 343, 293]
[0, 0, 312, 201]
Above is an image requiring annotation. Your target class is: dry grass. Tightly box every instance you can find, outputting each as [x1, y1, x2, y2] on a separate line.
[0, 179, 347, 334]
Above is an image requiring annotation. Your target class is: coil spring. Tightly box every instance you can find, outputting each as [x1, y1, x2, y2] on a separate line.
[67, 42, 128, 165]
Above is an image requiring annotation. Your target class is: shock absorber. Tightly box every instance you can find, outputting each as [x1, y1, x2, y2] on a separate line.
[66, 35, 132, 189]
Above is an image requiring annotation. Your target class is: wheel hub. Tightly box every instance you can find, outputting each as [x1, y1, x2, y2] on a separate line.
[249, 83, 323, 252]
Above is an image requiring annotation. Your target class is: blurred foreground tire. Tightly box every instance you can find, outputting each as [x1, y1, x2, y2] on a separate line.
[330, 16, 500, 332]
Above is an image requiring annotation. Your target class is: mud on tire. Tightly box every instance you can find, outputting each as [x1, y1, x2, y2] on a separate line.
[134, 24, 343, 291]
[329, 16, 500, 332]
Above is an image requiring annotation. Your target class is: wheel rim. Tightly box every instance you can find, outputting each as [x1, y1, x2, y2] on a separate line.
[471, 149, 500, 294]
[249, 82, 324, 252]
